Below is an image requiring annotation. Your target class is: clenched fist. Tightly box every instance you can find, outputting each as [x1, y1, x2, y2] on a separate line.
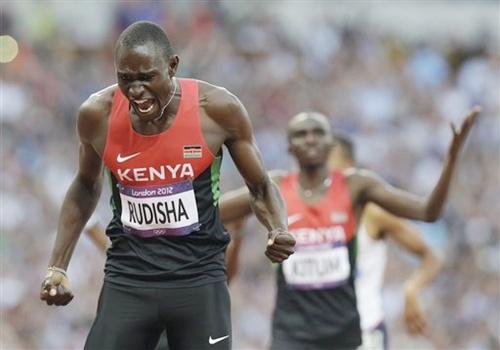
[40, 268, 74, 306]
[265, 229, 296, 263]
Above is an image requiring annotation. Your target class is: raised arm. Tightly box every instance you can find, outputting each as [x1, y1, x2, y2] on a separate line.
[364, 203, 442, 335]
[40, 99, 106, 306]
[353, 107, 480, 221]
[205, 88, 294, 262]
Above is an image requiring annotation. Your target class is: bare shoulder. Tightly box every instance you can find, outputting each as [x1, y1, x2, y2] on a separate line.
[342, 167, 384, 206]
[343, 167, 385, 188]
[80, 84, 116, 119]
[197, 80, 248, 129]
[78, 85, 117, 142]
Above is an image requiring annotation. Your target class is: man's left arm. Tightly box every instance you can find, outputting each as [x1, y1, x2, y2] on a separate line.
[209, 89, 295, 263]
[356, 106, 480, 222]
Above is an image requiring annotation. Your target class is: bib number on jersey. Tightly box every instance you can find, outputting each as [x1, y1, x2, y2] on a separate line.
[118, 180, 200, 237]
[282, 244, 351, 290]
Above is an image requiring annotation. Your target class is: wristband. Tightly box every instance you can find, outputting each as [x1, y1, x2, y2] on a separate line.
[269, 228, 287, 235]
[47, 266, 67, 277]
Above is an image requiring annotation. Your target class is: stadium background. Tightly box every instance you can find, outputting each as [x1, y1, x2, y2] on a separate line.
[1, 1, 499, 349]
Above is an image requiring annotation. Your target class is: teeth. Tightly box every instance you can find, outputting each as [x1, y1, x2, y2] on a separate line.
[133, 99, 154, 114]
[138, 104, 154, 113]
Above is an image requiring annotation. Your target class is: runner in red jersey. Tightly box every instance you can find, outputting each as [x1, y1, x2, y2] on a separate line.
[39, 21, 294, 350]
[219, 108, 479, 349]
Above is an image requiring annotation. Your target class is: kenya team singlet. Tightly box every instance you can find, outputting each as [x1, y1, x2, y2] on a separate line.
[102, 79, 228, 288]
[272, 171, 361, 347]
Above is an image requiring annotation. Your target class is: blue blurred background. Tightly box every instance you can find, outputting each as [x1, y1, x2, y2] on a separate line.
[1, 1, 499, 349]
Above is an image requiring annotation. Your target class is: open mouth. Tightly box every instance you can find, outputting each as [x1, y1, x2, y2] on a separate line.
[133, 98, 155, 114]
[301, 147, 326, 163]
[305, 147, 321, 157]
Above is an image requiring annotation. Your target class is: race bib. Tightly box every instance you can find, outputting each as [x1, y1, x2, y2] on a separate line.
[118, 180, 200, 238]
[282, 244, 351, 290]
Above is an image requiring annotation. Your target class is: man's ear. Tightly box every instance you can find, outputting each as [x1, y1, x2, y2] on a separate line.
[168, 55, 180, 77]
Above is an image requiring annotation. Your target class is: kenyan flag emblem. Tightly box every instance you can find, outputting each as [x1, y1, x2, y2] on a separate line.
[183, 145, 202, 159]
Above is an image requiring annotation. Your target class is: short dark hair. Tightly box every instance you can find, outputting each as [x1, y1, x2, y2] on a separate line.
[116, 21, 174, 59]
[333, 132, 355, 161]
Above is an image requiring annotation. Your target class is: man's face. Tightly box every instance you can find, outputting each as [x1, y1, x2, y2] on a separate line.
[115, 41, 178, 121]
[287, 114, 333, 168]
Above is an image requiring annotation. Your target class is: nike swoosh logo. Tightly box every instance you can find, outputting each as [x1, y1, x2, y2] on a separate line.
[287, 213, 303, 225]
[117, 152, 141, 163]
[208, 335, 229, 345]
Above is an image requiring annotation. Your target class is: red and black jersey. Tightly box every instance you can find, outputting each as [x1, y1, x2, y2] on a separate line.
[272, 170, 362, 347]
[102, 78, 228, 288]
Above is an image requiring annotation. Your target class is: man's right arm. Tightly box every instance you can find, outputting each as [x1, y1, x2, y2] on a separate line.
[40, 100, 105, 306]
[48, 144, 103, 269]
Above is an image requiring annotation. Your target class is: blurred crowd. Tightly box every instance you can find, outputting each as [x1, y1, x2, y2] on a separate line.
[1, 2, 499, 349]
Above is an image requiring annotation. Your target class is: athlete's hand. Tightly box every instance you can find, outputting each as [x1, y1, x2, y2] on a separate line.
[403, 289, 426, 335]
[447, 106, 481, 159]
[265, 229, 295, 263]
[40, 269, 74, 306]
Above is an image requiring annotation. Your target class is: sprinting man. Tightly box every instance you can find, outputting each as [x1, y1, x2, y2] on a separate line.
[40, 21, 295, 350]
[219, 108, 479, 349]
[329, 133, 443, 349]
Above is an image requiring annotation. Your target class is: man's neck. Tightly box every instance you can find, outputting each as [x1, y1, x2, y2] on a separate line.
[299, 165, 330, 189]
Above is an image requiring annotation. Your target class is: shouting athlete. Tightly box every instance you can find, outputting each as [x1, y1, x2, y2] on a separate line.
[40, 21, 295, 350]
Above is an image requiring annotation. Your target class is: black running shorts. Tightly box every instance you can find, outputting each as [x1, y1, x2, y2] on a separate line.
[84, 281, 231, 350]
